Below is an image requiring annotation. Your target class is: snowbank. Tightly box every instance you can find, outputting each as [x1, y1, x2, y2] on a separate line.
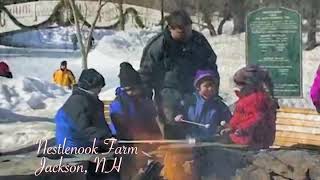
[0, 27, 116, 49]
[0, 77, 68, 112]
[0, 120, 55, 152]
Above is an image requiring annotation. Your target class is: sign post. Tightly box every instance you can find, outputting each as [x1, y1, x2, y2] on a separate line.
[246, 7, 302, 98]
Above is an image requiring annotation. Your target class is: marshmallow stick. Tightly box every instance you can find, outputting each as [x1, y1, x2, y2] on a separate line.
[179, 119, 210, 129]
[117, 138, 196, 144]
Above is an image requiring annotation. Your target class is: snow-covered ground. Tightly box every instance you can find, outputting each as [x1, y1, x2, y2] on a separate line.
[1, 20, 320, 152]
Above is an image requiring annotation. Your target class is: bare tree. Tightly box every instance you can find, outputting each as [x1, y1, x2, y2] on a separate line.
[217, 2, 232, 35]
[304, 0, 319, 50]
[68, 0, 108, 70]
[197, 0, 221, 36]
[114, 0, 125, 30]
[229, 0, 246, 34]
[161, 0, 164, 30]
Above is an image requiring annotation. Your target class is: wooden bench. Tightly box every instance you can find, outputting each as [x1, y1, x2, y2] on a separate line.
[103, 101, 320, 148]
[274, 107, 320, 147]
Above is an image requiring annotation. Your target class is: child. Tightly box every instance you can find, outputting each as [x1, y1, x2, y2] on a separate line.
[110, 62, 161, 140]
[223, 65, 277, 149]
[55, 68, 112, 148]
[175, 69, 232, 141]
[110, 62, 162, 180]
[310, 64, 320, 112]
[52, 60, 76, 89]
[169, 70, 231, 180]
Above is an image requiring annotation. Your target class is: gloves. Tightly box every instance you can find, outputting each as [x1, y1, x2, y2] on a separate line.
[174, 114, 184, 122]
[234, 129, 246, 136]
[220, 128, 232, 136]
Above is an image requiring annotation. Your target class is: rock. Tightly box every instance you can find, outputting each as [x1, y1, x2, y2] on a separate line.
[26, 93, 46, 110]
[238, 150, 320, 180]
[252, 153, 292, 178]
[309, 166, 320, 180]
[271, 176, 290, 180]
[234, 165, 270, 180]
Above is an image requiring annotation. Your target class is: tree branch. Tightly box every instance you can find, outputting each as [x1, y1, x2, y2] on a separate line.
[69, 0, 87, 69]
[85, 0, 108, 54]
[0, 0, 64, 29]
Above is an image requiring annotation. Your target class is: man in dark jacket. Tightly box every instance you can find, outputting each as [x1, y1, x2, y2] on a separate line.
[55, 68, 113, 149]
[139, 10, 219, 139]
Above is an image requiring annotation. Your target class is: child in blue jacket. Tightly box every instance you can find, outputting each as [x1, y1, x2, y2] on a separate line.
[55, 69, 113, 148]
[110, 62, 161, 180]
[175, 70, 232, 141]
[110, 62, 161, 140]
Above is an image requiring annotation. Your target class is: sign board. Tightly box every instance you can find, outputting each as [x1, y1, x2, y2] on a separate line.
[246, 7, 302, 97]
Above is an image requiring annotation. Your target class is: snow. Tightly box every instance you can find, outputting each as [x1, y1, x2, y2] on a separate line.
[0, 77, 68, 111]
[1, 21, 320, 152]
[0, 120, 55, 152]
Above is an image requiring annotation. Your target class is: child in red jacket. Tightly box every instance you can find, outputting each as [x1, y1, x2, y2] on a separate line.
[222, 65, 278, 149]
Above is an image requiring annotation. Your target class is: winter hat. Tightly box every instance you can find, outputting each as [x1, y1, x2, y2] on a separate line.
[61, 61, 67, 66]
[118, 62, 142, 87]
[193, 70, 219, 88]
[234, 65, 274, 97]
[78, 68, 105, 90]
[234, 65, 265, 86]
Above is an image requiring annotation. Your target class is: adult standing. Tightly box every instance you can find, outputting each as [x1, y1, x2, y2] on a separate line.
[71, 33, 78, 51]
[139, 10, 219, 139]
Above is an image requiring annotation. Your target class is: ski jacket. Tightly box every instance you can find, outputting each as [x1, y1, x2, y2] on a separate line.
[53, 69, 76, 88]
[229, 91, 277, 149]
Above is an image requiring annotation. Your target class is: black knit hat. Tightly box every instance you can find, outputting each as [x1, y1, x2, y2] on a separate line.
[118, 62, 141, 87]
[61, 61, 67, 66]
[78, 68, 105, 90]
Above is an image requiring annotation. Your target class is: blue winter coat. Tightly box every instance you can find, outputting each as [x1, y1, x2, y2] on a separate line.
[110, 87, 161, 140]
[186, 93, 232, 140]
[55, 87, 113, 148]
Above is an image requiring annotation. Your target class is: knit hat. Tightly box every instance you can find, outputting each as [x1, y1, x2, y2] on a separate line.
[118, 62, 142, 87]
[61, 61, 67, 66]
[233, 65, 274, 97]
[193, 70, 219, 88]
[78, 68, 105, 90]
[234, 65, 266, 86]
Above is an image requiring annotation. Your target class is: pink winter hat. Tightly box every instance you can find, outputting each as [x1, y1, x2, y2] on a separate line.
[193, 70, 219, 87]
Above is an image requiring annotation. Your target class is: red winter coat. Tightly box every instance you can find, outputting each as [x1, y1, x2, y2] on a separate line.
[229, 92, 276, 149]
[0, 62, 12, 78]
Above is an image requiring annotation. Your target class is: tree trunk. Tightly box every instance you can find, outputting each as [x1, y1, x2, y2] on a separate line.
[217, 18, 227, 35]
[69, 0, 87, 69]
[218, 2, 232, 35]
[305, 3, 317, 50]
[229, 0, 246, 34]
[232, 12, 245, 34]
[118, 0, 125, 30]
[203, 13, 216, 36]
[161, 0, 164, 30]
